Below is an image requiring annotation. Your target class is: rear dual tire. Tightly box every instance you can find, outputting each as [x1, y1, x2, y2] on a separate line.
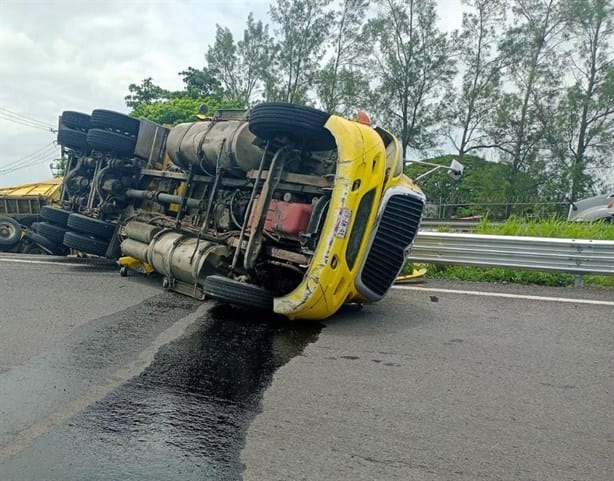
[63, 231, 110, 257]
[90, 109, 140, 136]
[61, 111, 90, 131]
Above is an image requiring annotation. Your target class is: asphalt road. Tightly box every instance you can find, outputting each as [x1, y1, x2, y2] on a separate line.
[0, 253, 612, 481]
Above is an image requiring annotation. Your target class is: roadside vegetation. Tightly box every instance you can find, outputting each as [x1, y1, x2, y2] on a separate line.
[409, 217, 614, 288]
[125, 0, 613, 208]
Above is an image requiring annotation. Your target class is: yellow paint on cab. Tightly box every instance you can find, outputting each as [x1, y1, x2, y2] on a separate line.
[274, 115, 388, 320]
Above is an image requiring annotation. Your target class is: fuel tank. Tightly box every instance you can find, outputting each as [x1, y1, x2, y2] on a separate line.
[165, 117, 266, 176]
[120, 221, 231, 296]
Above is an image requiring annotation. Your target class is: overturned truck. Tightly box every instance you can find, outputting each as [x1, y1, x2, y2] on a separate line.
[51, 103, 430, 320]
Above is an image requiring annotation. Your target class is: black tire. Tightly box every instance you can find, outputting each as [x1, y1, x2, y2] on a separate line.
[0, 216, 22, 248]
[14, 214, 39, 227]
[248, 102, 336, 151]
[22, 242, 47, 255]
[40, 206, 71, 227]
[36, 221, 68, 244]
[202, 275, 274, 311]
[90, 109, 140, 136]
[87, 128, 136, 156]
[63, 231, 110, 257]
[25, 231, 66, 255]
[105, 232, 122, 259]
[61, 111, 90, 131]
[57, 126, 90, 153]
[67, 213, 116, 239]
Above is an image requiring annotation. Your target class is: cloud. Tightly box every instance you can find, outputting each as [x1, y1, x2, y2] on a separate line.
[0, 0, 462, 187]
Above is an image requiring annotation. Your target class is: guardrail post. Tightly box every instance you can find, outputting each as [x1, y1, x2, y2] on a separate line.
[574, 274, 584, 288]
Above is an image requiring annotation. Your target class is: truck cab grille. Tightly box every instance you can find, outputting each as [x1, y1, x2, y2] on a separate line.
[356, 188, 424, 300]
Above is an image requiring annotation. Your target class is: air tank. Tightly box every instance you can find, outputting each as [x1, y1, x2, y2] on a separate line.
[166, 119, 266, 176]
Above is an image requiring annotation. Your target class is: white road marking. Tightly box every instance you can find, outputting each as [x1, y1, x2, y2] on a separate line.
[393, 285, 614, 307]
[0, 257, 93, 267]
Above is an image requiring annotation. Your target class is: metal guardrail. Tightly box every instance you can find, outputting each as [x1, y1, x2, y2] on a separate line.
[420, 219, 483, 232]
[420, 219, 508, 232]
[408, 232, 614, 276]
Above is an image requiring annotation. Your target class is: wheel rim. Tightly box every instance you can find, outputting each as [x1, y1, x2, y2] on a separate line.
[0, 223, 17, 239]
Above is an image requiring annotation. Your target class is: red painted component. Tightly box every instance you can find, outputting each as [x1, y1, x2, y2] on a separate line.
[263, 199, 313, 235]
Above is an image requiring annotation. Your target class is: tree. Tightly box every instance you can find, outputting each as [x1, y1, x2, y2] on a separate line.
[125, 78, 170, 109]
[406, 154, 511, 218]
[367, 0, 455, 158]
[558, 0, 614, 199]
[315, 0, 371, 115]
[51, 156, 67, 178]
[237, 14, 275, 105]
[444, 0, 506, 165]
[489, 0, 567, 212]
[130, 97, 241, 126]
[206, 14, 274, 106]
[267, 0, 334, 104]
[178, 67, 223, 100]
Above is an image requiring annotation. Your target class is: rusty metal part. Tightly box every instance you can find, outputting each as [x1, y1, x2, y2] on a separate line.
[243, 147, 288, 270]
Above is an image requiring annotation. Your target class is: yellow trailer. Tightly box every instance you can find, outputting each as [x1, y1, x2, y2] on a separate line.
[0, 178, 66, 254]
[0, 178, 62, 223]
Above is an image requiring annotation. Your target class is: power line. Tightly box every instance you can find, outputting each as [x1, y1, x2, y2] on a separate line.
[0, 141, 59, 174]
[0, 111, 56, 132]
[1, 141, 57, 168]
[0, 107, 56, 128]
[0, 153, 59, 175]
[0, 107, 57, 133]
[3, 145, 59, 173]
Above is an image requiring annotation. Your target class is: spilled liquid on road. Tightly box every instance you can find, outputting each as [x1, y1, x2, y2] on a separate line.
[0, 304, 321, 480]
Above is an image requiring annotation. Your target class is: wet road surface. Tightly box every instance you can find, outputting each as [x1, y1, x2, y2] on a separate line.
[1, 254, 612, 480]
[1, 255, 320, 480]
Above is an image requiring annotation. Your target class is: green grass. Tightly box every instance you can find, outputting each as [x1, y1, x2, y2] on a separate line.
[474, 216, 614, 240]
[410, 217, 614, 288]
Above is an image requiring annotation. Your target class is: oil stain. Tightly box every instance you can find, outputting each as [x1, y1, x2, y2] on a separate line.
[0, 304, 321, 481]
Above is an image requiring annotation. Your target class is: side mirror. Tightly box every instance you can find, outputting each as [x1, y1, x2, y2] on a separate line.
[409, 158, 466, 183]
[448, 160, 464, 180]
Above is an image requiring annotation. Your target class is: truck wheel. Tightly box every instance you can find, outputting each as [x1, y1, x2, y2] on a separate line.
[248, 102, 336, 151]
[15, 214, 39, 227]
[25, 231, 66, 255]
[202, 275, 274, 311]
[0, 216, 22, 248]
[87, 128, 136, 156]
[63, 231, 110, 257]
[61, 111, 91, 131]
[90, 109, 140, 136]
[40, 206, 71, 227]
[67, 213, 116, 239]
[57, 126, 90, 153]
[36, 221, 68, 244]
[22, 242, 47, 254]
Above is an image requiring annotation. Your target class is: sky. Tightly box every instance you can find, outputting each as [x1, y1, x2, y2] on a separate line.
[0, 0, 464, 188]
